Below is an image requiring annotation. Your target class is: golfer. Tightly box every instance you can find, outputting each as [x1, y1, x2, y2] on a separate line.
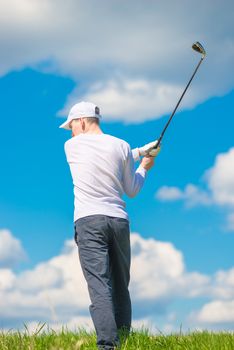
[60, 101, 160, 350]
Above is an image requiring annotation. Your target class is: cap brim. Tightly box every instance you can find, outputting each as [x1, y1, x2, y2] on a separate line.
[59, 120, 71, 130]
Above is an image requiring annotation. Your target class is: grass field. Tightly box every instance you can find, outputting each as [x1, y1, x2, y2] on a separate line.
[0, 326, 234, 350]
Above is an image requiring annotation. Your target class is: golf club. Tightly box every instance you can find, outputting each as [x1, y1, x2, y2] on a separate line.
[151, 41, 206, 152]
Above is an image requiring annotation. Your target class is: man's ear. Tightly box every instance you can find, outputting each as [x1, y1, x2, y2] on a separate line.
[81, 118, 86, 131]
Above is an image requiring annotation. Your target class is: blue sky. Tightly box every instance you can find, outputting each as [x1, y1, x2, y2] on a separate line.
[0, 0, 234, 333]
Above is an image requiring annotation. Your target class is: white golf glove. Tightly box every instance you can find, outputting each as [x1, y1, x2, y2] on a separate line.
[138, 140, 161, 157]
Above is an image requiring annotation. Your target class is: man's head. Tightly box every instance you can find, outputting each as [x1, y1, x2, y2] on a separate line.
[59, 101, 101, 135]
[69, 116, 100, 136]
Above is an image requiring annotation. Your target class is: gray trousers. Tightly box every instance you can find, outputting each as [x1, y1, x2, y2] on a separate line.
[74, 215, 131, 350]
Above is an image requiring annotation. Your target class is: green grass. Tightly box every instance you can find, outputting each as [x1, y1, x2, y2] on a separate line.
[0, 325, 233, 349]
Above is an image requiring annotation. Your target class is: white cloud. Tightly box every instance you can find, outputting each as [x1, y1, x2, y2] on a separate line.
[156, 148, 234, 230]
[0, 230, 233, 331]
[156, 186, 184, 201]
[212, 268, 234, 300]
[0, 240, 89, 321]
[0, 269, 16, 290]
[61, 78, 187, 123]
[156, 184, 211, 207]
[191, 300, 234, 324]
[130, 233, 184, 300]
[0, 0, 233, 122]
[205, 148, 234, 206]
[156, 148, 234, 208]
[0, 229, 27, 268]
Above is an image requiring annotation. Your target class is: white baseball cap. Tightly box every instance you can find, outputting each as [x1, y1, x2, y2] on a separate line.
[59, 101, 102, 130]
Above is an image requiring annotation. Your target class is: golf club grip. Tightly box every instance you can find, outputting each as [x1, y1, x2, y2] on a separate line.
[152, 56, 204, 149]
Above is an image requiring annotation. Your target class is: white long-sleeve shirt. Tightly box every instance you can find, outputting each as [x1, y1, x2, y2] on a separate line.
[64, 133, 146, 222]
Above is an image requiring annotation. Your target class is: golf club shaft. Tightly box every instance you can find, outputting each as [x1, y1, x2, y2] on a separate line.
[154, 55, 205, 149]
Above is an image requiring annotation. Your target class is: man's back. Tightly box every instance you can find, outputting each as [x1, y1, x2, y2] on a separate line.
[65, 133, 145, 221]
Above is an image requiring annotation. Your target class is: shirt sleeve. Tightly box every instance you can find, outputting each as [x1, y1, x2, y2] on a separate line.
[131, 148, 140, 162]
[123, 145, 147, 198]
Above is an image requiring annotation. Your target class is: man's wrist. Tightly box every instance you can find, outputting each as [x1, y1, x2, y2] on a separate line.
[137, 164, 148, 175]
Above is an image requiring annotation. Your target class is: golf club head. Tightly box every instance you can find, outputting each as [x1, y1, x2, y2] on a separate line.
[192, 42, 206, 58]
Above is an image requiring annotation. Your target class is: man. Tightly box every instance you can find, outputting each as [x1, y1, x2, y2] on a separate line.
[60, 101, 160, 350]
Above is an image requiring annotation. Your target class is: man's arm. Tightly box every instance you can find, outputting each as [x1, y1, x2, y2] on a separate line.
[123, 146, 155, 198]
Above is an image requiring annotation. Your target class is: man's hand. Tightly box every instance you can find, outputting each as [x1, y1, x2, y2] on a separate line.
[138, 140, 161, 157]
[141, 155, 155, 171]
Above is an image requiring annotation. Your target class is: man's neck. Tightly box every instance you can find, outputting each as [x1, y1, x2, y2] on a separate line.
[84, 124, 103, 134]
[73, 126, 103, 136]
